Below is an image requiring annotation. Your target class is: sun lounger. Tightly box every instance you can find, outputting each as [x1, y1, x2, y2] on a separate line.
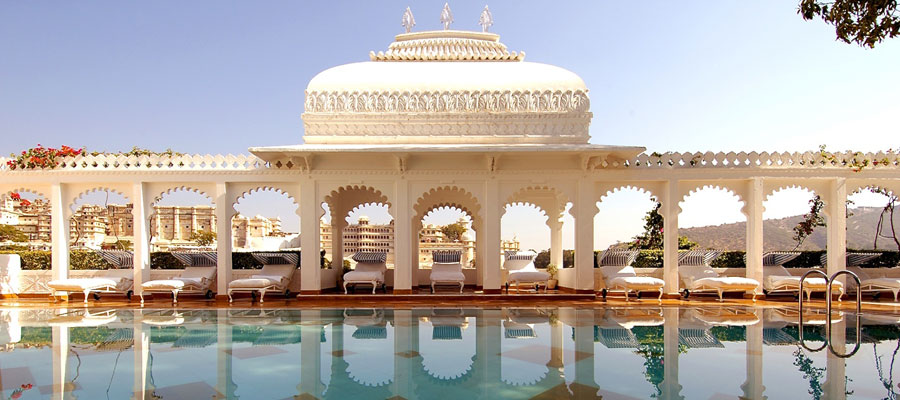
[140, 265, 217, 304]
[679, 250, 760, 301]
[227, 253, 298, 302]
[826, 253, 897, 301]
[429, 250, 465, 293]
[48, 268, 134, 304]
[343, 251, 388, 294]
[504, 251, 548, 293]
[758, 251, 839, 301]
[598, 249, 664, 301]
[48, 309, 117, 327]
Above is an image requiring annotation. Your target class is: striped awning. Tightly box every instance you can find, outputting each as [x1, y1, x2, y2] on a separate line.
[594, 326, 639, 349]
[760, 252, 801, 267]
[352, 251, 387, 263]
[253, 325, 302, 346]
[94, 250, 134, 269]
[432, 250, 462, 263]
[171, 251, 218, 267]
[598, 250, 639, 267]
[352, 326, 387, 339]
[819, 252, 882, 267]
[678, 328, 724, 348]
[250, 252, 299, 266]
[678, 250, 721, 266]
[504, 251, 537, 261]
[433, 326, 463, 340]
[763, 328, 797, 346]
[504, 327, 536, 339]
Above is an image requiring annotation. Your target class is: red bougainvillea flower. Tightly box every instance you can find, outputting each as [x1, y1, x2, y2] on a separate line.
[10, 192, 21, 200]
[20, 199, 32, 207]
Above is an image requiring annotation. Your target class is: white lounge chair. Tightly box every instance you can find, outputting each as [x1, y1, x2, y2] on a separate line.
[140, 266, 217, 304]
[228, 263, 296, 303]
[48, 268, 134, 304]
[679, 250, 760, 301]
[597, 249, 664, 301]
[430, 250, 465, 293]
[850, 265, 900, 302]
[762, 252, 842, 301]
[343, 251, 387, 294]
[504, 251, 548, 293]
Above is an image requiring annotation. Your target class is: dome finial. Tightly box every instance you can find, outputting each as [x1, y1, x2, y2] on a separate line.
[479, 5, 493, 33]
[440, 3, 454, 30]
[401, 6, 415, 34]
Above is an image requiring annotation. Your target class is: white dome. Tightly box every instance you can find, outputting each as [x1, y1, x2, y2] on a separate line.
[301, 30, 592, 145]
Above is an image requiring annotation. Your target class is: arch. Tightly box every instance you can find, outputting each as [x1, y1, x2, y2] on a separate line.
[765, 184, 822, 202]
[679, 184, 747, 218]
[1, 188, 48, 201]
[504, 185, 569, 221]
[325, 185, 391, 224]
[68, 187, 131, 211]
[413, 186, 482, 227]
[151, 186, 213, 206]
[598, 184, 658, 203]
[230, 184, 299, 210]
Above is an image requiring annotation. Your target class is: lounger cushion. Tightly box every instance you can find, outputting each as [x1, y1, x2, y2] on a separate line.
[609, 276, 664, 291]
[229, 277, 280, 289]
[690, 277, 759, 291]
[142, 278, 206, 291]
[765, 276, 838, 290]
[48, 277, 131, 292]
[430, 263, 465, 282]
[344, 263, 386, 284]
[862, 277, 900, 289]
[508, 270, 550, 283]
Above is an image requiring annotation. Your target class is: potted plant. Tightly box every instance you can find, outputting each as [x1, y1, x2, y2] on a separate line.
[546, 263, 558, 290]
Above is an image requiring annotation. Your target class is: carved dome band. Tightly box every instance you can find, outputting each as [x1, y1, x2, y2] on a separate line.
[303, 90, 589, 114]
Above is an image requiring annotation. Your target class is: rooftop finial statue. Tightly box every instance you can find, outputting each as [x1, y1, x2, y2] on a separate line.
[440, 3, 454, 30]
[401, 6, 415, 33]
[478, 5, 493, 32]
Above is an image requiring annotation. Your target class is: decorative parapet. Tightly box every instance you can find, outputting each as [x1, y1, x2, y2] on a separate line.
[0, 153, 267, 172]
[369, 30, 524, 62]
[606, 151, 900, 169]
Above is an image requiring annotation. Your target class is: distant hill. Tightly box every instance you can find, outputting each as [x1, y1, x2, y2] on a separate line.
[681, 207, 900, 251]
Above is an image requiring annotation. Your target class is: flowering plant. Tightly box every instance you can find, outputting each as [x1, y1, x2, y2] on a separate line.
[6, 144, 84, 170]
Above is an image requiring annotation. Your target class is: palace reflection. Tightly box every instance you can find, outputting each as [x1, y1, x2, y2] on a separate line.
[0, 306, 897, 399]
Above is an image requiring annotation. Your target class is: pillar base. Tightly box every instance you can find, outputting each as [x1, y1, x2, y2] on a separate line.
[482, 288, 502, 294]
[393, 289, 413, 294]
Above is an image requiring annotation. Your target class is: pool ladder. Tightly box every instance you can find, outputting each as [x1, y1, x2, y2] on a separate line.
[797, 270, 862, 357]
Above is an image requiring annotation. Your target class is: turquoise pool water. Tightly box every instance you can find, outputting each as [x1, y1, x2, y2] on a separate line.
[0, 306, 897, 399]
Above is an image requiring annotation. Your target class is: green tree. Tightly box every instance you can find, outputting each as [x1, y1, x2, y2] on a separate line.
[628, 200, 697, 250]
[440, 222, 468, 242]
[0, 225, 27, 242]
[799, 0, 900, 48]
[189, 230, 217, 247]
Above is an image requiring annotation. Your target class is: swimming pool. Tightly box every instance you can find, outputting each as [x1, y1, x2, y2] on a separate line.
[0, 306, 896, 399]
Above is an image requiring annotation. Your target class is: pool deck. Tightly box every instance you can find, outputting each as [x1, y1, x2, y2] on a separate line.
[2, 289, 900, 314]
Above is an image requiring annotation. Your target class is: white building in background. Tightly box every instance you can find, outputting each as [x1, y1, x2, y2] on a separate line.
[1, 7, 897, 297]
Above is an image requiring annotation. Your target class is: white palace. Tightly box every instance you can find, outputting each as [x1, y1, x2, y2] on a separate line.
[1, 18, 899, 298]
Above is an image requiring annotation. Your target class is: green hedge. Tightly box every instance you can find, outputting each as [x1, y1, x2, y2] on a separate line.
[0, 250, 311, 270]
[593, 249, 899, 269]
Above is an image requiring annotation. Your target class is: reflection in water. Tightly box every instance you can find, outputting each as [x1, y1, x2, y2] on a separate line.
[0, 306, 898, 399]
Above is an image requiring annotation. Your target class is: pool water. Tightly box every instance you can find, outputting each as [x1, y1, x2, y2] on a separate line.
[0, 306, 897, 399]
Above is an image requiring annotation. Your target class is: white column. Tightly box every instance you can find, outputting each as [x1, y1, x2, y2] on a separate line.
[50, 183, 69, 281]
[392, 310, 415, 398]
[740, 314, 765, 400]
[660, 308, 683, 400]
[215, 309, 236, 399]
[299, 178, 321, 293]
[214, 183, 233, 297]
[548, 217, 563, 269]
[826, 178, 847, 287]
[574, 178, 595, 292]
[745, 178, 764, 290]
[133, 310, 152, 400]
[51, 324, 69, 400]
[476, 309, 502, 392]
[483, 181, 502, 293]
[573, 309, 596, 392]
[661, 180, 680, 295]
[132, 183, 152, 296]
[393, 180, 413, 293]
[823, 319, 847, 400]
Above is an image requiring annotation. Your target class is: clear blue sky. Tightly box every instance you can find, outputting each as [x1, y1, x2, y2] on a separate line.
[3, 2, 898, 250]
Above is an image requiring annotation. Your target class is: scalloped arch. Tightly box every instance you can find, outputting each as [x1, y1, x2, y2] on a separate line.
[152, 186, 213, 205]
[324, 185, 391, 222]
[599, 185, 657, 202]
[414, 186, 482, 227]
[765, 184, 820, 202]
[232, 186, 299, 207]
[1, 188, 48, 200]
[849, 184, 899, 197]
[69, 187, 131, 210]
[680, 184, 746, 204]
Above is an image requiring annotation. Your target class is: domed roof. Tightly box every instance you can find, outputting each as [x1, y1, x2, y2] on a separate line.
[302, 30, 592, 145]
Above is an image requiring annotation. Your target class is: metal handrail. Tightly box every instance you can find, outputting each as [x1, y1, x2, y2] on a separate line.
[796, 269, 863, 357]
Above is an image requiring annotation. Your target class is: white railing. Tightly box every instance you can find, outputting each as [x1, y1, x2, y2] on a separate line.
[614, 151, 900, 169]
[1, 154, 268, 172]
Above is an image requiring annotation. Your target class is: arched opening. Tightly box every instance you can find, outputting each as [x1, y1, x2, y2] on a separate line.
[1, 190, 50, 251]
[848, 186, 900, 252]
[679, 186, 746, 266]
[150, 188, 215, 252]
[68, 189, 131, 270]
[231, 188, 299, 251]
[322, 185, 393, 290]
[413, 186, 482, 291]
[763, 187, 822, 252]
